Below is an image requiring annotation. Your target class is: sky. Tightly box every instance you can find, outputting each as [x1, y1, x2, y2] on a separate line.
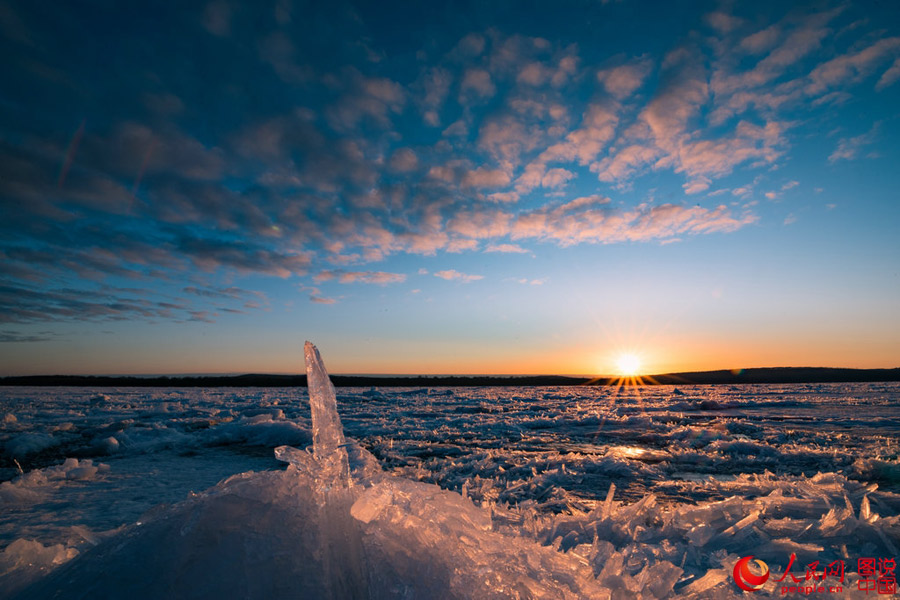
[1, 0, 899, 376]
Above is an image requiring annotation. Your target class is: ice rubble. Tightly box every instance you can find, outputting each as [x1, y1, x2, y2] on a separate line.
[0, 458, 109, 506]
[4, 345, 899, 599]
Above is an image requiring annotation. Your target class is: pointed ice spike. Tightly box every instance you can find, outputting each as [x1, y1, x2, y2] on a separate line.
[305, 341, 349, 485]
[305, 341, 347, 458]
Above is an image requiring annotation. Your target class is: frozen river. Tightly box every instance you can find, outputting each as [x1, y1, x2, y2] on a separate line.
[2, 371, 899, 598]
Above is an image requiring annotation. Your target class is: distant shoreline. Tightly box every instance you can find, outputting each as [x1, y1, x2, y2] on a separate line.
[1, 367, 899, 387]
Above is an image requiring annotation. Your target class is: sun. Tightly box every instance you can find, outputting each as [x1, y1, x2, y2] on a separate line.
[615, 353, 642, 376]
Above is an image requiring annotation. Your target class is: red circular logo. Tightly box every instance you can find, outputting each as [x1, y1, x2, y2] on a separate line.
[733, 556, 770, 592]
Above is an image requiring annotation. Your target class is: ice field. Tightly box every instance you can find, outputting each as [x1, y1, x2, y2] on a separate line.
[1, 345, 899, 598]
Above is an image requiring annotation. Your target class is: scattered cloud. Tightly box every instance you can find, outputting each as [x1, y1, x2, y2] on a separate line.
[0, 331, 60, 343]
[0, 4, 893, 328]
[314, 270, 406, 285]
[511, 197, 755, 246]
[876, 57, 900, 90]
[596, 59, 653, 99]
[388, 148, 419, 172]
[829, 124, 879, 163]
[485, 243, 528, 254]
[459, 68, 496, 100]
[434, 270, 484, 283]
[705, 11, 744, 35]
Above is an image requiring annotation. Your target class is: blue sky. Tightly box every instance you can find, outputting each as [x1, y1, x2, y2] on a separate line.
[1, 0, 899, 375]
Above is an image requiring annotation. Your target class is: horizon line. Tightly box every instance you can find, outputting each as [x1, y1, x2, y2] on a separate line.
[2, 365, 899, 380]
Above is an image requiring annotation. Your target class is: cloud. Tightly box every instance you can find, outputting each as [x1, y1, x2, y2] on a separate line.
[477, 113, 546, 170]
[434, 270, 483, 283]
[705, 11, 744, 35]
[461, 167, 511, 188]
[517, 61, 553, 86]
[314, 270, 406, 284]
[876, 57, 900, 90]
[511, 196, 755, 246]
[541, 168, 574, 188]
[325, 69, 407, 132]
[739, 25, 780, 55]
[485, 243, 528, 254]
[447, 208, 511, 239]
[0, 331, 59, 343]
[806, 37, 900, 96]
[0, 284, 195, 324]
[388, 148, 419, 172]
[459, 68, 496, 100]
[596, 59, 653, 99]
[515, 102, 619, 193]
[453, 33, 486, 59]
[82, 122, 226, 183]
[683, 177, 711, 195]
[419, 67, 452, 125]
[828, 125, 879, 163]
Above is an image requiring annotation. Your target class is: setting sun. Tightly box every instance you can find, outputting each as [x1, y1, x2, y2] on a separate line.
[615, 353, 642, 376]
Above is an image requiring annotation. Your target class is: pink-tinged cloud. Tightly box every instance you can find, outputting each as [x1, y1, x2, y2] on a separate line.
[434, 269, 483, 283]
[596, 59, 653, 99]
[485, 243, 528, 254]
[447, 209, 512, 239]
[517, 61, 553, 86]
[460, 68, 496, 99]
[828, 125, 879, 163]
[876, 57, 900, 90]
[640, 48, 708, 153]
[592, 144, 662, 183]
[309, 294, 336, 304]
[461, 167, 511, 188]
[478, 114, 545, 170]
[420, 66, 452, 125]
[325, 70, 406, 132]
[453, 33, 485, 58]
[314, 270, 406, 285]
[705, 11, 743, 34]
[515, 102, 619, 193]
[739, 25, 780, 55]
[712, 9, 838, 98]
[541, 168, 574, 188]
[511, 197, 755, 246]
[388, 148, 418, 172]
[806, 37, 900, 95]
[486, 191, 520, 203]
[683, 177, 711, 195]
[446, 239, 479, 253]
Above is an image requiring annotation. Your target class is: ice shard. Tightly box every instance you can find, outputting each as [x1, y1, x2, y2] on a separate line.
[305, 341, 351, 487]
